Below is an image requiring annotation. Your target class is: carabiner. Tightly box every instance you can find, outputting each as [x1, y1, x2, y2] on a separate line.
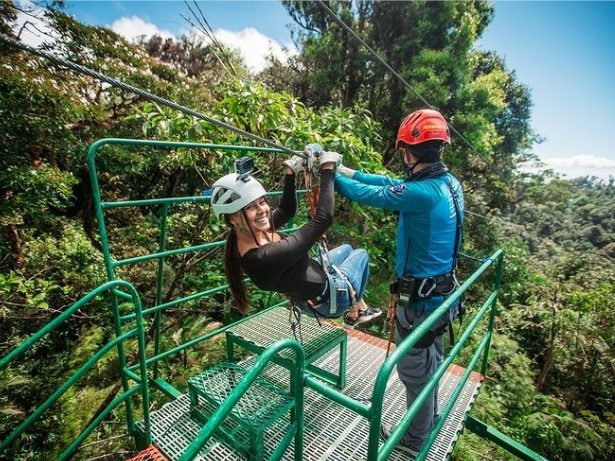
[417, 277, 436, 298]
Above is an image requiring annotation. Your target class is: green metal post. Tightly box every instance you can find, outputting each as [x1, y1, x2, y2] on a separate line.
[132, 289, 152, 445]
[87, 142, 135, 433]
[481, 251, 504, 375]
[154, 203, 169, 379]
[178, 339, 305, 461]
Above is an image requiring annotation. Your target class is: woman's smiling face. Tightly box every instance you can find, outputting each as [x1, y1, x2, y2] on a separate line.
[240, 196, 271, 233]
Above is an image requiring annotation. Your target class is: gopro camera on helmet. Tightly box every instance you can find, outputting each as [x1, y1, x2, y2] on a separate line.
[234, 156, 254, 181]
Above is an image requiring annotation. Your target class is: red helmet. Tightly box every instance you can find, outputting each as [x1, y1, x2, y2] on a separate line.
[396, 109, 450, 148]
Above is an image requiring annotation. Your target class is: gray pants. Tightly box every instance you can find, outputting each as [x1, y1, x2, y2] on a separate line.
[394, 304, 453, 448]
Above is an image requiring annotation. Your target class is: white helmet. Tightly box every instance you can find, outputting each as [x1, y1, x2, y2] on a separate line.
[210, 173, 267, 218]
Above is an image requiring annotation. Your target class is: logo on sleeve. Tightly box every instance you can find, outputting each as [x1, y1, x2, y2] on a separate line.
[389, 184, 406, 195]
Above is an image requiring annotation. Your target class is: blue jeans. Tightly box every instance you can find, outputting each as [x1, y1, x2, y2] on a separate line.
[308, 244, 369, 318]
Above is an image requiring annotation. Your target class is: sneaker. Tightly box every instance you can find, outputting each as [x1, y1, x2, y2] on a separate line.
[343, 306, 382, 329]
[380, 422, 420, 458]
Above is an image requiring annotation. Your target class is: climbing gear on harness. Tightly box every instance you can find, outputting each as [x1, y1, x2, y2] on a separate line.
[416, 273, 459, 298]
[210, 172, 266, 218]
[317, 239, 355, 316]
[288, 304, 304, 344]
[301, 143, 354, 318]
[304, 143, 324, 178]
[396, 109, 451, 147]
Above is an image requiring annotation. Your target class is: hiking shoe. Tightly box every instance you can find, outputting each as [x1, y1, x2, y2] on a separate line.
[380, 422, 421, 458]
[343, 306, 382, 329]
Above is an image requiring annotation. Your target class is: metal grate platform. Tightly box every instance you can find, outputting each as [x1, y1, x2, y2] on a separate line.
[227, 307, 346, 362]
[138, 329, 483, 461]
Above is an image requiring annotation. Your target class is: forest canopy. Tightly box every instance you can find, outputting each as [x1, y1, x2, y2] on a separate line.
[0, 1, 613, 460]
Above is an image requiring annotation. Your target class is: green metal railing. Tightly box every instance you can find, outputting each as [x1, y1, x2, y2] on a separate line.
[87, 138, 304, 389]
[300, 249, 503, 461]
[0, 137, 549, 460]
[0, 280, 151, 460]
[303, 248, 546, 461]
[179, 338, 306, 461]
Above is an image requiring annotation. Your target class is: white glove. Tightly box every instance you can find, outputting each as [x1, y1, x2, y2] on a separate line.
[337, 164, 356, 178]
[318, 151, 342, 170]
[282, 155, 305, 175]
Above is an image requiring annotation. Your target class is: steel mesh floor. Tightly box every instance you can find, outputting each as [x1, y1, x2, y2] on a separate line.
[138, 329, 482, 461]
[227, 307, 345, 361]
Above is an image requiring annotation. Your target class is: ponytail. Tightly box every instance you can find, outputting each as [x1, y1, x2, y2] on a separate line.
[224, 226, 249, 314]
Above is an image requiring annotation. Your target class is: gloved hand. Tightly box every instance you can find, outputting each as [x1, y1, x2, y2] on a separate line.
[282, 155, 305, 175]
[318, 151, 343, 170]
[337, 164, 356, 178]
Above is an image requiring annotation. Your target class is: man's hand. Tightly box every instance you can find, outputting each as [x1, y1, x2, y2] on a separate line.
[337, 164, 356, 178]
[282, 155, 305, 175]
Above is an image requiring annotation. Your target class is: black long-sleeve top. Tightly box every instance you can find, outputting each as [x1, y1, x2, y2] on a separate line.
[241, 171, 334, 301]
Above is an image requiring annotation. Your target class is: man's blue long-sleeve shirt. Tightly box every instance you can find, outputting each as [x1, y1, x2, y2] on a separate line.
[335, 170, 463, 284]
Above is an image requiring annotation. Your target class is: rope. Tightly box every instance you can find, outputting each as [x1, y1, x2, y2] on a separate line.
[316, 0, 483, 158]
[0, 33, 305, 158]
[385, 293, 397, 358]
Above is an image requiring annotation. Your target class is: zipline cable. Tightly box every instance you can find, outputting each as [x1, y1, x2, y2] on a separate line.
[316, 0, 482, 157]
[0, 32, 305, 158]
[315, 2, 547, 239]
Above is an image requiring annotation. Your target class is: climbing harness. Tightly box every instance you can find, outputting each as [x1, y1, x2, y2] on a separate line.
[384, 173, 464, 353]
[286, 144, 356, 338]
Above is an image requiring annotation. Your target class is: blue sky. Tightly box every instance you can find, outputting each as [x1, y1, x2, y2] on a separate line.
[16, 1, 615, 180]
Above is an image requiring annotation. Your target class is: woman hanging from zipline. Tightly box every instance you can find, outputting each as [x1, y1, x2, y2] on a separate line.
[210, 148, 381, 328]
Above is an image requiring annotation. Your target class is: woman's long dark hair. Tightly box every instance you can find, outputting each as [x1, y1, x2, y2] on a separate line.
[224, 223, 249, 314]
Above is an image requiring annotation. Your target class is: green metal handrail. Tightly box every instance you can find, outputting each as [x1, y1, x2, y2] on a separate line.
[370, 250, 504, 461]
[87, 138, 306, 383]
[0, 280, 151, 459]
[178, 338, 306, 461]
[301, 249, 503, 461]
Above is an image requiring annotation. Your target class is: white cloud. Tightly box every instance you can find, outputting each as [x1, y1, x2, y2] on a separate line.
[12, 0, 58, 48]
[212, 27, 298, 72]
[523, 155, 615, 181]
[109, 19, 296, 73]
[109, 16, 175, 43]
[541, 155, 615, 169]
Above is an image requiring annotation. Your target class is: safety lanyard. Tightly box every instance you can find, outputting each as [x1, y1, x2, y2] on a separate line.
[303, 170, 340, 315]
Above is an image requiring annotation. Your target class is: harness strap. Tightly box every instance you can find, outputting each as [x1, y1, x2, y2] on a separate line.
[444, 178, 463, 272]
[385, 292, 397, 358]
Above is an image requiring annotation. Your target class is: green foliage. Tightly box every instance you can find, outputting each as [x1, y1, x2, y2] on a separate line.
[1, 1, 613, 460]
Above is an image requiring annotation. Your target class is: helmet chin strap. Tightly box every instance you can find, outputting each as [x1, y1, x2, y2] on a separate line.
[242, 209, 261, 247]
[404, 161, 419, 177]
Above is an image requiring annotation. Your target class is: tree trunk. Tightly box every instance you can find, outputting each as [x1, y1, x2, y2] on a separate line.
[5, 224, 24, 270]
[537, 289, 559, 389]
